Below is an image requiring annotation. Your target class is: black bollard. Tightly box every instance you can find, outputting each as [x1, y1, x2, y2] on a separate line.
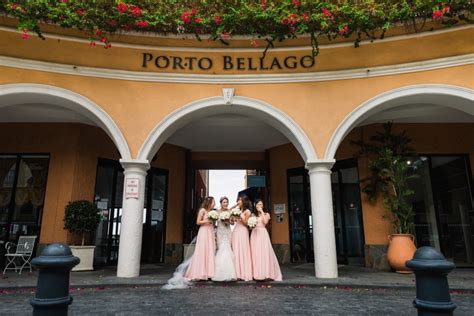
[30, 243, 80, 316]
[406, 246, 456, 316]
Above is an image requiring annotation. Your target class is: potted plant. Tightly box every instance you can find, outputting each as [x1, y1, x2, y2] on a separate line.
[353, 122, 419, 273]
[64, 200, 101, 271]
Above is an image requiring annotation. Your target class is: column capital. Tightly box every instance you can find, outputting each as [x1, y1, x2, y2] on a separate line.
[119, 159, 150, 175]
[305, 159, 336, 174]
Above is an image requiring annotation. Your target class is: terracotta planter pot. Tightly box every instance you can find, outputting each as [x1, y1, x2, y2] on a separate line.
[387, 234, 416, 273]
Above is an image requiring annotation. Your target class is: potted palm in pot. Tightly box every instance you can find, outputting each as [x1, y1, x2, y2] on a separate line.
[353, 122, 419, 273]
[64, 200, 101, 271]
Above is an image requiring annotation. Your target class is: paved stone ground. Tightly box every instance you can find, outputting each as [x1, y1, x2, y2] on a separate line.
[2, 264, 474, 291]
[0, 284, 473, 315]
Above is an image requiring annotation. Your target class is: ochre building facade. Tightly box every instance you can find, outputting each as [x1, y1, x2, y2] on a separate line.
[0, 22, 473, 278]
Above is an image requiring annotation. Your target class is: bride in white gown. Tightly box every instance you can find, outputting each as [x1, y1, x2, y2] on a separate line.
[212, 197, 237, 282]
[163, 196, 236, 289]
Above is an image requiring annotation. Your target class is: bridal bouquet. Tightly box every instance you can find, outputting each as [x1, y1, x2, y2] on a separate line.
[219, 210, 231, 225]
[247, 216, 258, 229]
[208, 210, 219, 223]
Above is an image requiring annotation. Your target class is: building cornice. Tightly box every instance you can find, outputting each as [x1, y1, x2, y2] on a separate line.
[0, 54, 472, 85]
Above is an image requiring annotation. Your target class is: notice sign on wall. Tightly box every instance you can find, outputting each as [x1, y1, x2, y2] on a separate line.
[125, 178, 140, 199]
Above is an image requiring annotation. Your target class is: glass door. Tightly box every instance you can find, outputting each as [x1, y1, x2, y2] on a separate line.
[93, 159, 123, 265]
[409, 155, 474, 265]
[332, 159, 365, 265]
[430, 156, 473, 265]
[0, 154, 49, 267]
[287, 168, 313, 263]
[94, 159, 169, 265]
[142, 168, 168, 263]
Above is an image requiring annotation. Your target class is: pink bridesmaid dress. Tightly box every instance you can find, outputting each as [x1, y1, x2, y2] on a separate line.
[250, 215, 282, 281]
[231, 213, 253, 281]
[185, 211, 215, 280]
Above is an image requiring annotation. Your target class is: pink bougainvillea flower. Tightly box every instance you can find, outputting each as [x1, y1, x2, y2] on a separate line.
[191, 8, 198, 15]
[181, 11, 191, 24]
[194, 17, 202, 24]
[260, 0, 267, 10]
[288, 13, 299, 25]
[215, 15, 221, 25]
[136, 20, 148, 28]
[21, 28, 29, 40]
[131, 6, 142, 17]
[322, 8, 332, 17]
[443, 6, 450, 14]
[301, 13, 309, 22]
[338, 25, 349, 36]
[432, 9, 444, 20]
[117, 2, 128, 13]
[292, 0, 301, 7]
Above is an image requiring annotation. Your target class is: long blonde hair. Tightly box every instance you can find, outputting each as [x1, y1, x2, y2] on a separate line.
[200, 196, 215, 211]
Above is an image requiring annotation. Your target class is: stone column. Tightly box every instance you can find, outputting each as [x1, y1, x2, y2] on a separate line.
[117, 159, 150, 278]
[307, 160, 338, 278]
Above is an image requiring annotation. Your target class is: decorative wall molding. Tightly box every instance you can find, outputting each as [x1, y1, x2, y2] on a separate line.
[222, 88, 235, 105]
[0, 53, 472, 85]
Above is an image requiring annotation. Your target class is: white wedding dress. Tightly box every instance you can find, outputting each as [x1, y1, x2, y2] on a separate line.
[212, 219, 237, 281]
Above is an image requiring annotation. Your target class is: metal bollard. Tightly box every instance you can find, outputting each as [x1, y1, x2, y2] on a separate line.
[406, 246, 456, 316]
[30, 243, 80, 316]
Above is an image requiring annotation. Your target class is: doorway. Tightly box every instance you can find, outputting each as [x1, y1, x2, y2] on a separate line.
[287, 159, 365, 264]
[409, 155, 474, 265]
[287, 168, 313, 263]
[93, 159, 169, 265]
[331, 159, 365, 265]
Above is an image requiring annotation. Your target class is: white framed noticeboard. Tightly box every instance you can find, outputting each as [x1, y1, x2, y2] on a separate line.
[274, 204, 286, 214]
[125, 178, 140, 199]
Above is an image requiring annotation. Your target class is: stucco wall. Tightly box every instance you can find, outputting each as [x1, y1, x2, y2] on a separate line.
[0, 123, 187, 249]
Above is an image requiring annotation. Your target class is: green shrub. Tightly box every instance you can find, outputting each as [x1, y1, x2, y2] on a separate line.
[64, 200, 101, 246]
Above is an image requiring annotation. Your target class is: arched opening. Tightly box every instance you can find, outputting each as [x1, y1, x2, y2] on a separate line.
[0, 83, 130, 268]
[138, 95, 318, 264]
[117, 95, 339, 278]
[325, 84, 474, 268]
[138, 96, 318, 163]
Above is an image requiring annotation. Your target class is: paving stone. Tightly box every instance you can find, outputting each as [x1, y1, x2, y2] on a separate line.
[0, 285, 473, 315]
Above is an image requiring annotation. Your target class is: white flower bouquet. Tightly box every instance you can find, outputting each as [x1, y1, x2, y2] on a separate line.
[208, 210, 219, 222]
[247, 216, 258, 229]
[219, 210, 231, 225]
[230, 208, 241, 217]
[219, 210, 231, 220]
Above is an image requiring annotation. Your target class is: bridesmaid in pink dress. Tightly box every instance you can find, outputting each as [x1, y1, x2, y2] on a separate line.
[185, 197, 216, 281]
[250, 199, 282, 281]
[231, 195, 253, 281]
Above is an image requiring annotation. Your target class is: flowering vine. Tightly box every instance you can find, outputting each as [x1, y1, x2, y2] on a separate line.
[0, 1, 472, 57]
